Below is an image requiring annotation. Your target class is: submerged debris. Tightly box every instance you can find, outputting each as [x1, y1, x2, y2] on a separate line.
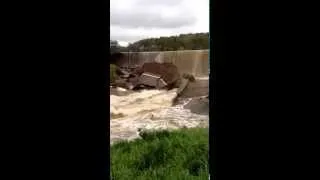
[183, 96, 209, 115]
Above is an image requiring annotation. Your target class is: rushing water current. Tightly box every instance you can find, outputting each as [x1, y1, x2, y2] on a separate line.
[110, 87, 209, 144]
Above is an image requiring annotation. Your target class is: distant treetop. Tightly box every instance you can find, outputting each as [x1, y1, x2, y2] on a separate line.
[115, 32, 209, 52]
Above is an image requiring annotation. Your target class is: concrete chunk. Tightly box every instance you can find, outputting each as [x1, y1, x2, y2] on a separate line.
[135, 62, 180, 89]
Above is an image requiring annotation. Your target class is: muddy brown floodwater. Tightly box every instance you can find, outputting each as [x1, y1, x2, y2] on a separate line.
[110, 87, 209, 144]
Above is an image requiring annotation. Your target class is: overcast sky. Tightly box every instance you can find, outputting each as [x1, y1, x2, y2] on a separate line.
[110, 0, 209, 46]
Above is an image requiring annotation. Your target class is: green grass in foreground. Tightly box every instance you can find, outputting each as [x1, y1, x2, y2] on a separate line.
[111, 128, 209, 180]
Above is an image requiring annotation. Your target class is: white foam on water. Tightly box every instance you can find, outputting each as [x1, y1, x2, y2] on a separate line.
[110, 88, 209, 144]
[116, 87, 127, 92]
[111, 89, 178, 117]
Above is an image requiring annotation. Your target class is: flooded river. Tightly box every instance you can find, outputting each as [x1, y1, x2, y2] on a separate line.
[110, 87, 209, 144]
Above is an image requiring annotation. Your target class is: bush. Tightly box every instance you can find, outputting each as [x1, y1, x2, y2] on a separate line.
[111, 128, 209, 180]
[110, 64, 118, 83]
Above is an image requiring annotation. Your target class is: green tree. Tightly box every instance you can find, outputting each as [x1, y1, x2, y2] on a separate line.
[125, 32, 209, 52]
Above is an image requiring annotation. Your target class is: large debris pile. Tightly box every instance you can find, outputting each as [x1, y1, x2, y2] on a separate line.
[112, 62, 185, 90]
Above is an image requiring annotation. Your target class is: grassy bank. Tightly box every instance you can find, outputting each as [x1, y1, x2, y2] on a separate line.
[111, 128, 209, 180]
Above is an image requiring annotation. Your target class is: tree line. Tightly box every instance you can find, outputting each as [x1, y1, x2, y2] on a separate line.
[111, 32, 209, 52]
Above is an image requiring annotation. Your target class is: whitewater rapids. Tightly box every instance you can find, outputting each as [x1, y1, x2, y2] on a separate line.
[110, 88, 209, 144]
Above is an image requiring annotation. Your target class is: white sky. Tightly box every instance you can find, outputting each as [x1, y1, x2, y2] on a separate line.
[110, 0, 209, 46]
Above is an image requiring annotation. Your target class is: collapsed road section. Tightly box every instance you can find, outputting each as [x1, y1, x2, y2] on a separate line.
[111, 61, 195, 94]
[109, 50, 209, 99]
